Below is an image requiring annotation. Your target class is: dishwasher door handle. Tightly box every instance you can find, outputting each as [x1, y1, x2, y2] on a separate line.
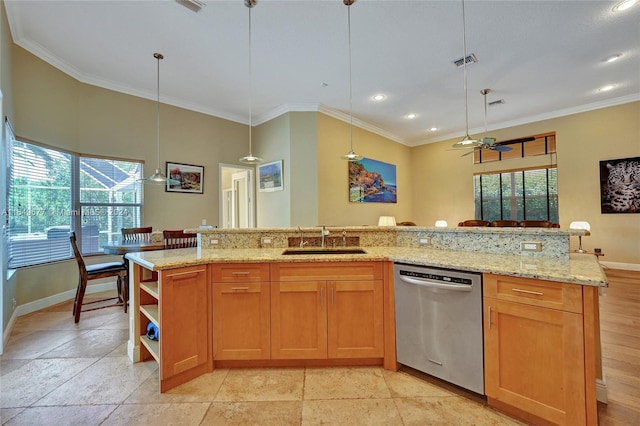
[399, 275, 472, 292]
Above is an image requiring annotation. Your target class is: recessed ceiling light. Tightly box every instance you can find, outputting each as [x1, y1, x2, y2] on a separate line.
[372, 94, 386, 101]
[405, 113, 417, 119]
[603, 53, 622, 63]
[429, 127, 438, 132]
[612, 0, 638, 12]
[599, 84, 616, 92]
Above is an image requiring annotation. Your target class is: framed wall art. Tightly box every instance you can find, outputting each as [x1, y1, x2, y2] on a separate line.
[166, 162, 204, 194]
[349, 157, 397, 203]
[599, 156, 640, 213]
[258, 160, 283, 192]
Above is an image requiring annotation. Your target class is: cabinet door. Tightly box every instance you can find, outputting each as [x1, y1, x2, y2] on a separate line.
[484, 297, 586, 425]
[159, 266, 211, 385]
[327, 280, 384, 359]
[213, 282, 270, 360]
[271, 281, 327, 359]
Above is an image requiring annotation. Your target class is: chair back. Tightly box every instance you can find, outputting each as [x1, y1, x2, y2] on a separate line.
[490, 220, 519, 227]
[69, 232, 88, 281]
[163, 230, 198, 249]
[519, 220, 555, 228]
[397, 221, 417, 226]
[458, 220, 490, 227]
[121, 227, 152, 242]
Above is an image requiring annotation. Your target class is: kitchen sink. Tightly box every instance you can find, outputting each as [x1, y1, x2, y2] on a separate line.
[281, 247, 367, 255]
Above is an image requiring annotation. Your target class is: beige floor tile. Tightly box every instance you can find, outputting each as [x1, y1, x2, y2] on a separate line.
[33, 357, 157, 406]
[39, 329, 128, 359]
[394, 396, 524, 426]
[105, 341, 129, 357]
[302, 398, 403, 426]
[215, 368, 304, 401]
[304, 367, 391, 400]
[202, 401, 302, 425]
[0, 407, 25, 424]
[2, 330, 84, 359]
[3, 404, 117, 426]
[0, 358, 97, 408]
[101, 402, 210, 426]
[0, 358, 31, 377]
[125, 368, 229, 404]
[382, 369, 457, 398]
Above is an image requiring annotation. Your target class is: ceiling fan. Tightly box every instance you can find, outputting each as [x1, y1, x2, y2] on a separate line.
[460, 89, 534, 157]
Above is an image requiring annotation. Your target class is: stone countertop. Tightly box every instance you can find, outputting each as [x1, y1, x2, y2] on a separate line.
[126, 246, 607, 287]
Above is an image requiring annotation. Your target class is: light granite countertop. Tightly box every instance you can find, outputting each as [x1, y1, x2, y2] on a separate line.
[126, 246, 607, 287]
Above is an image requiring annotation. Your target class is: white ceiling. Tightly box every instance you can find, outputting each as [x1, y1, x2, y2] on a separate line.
[5, 0, 640, 146]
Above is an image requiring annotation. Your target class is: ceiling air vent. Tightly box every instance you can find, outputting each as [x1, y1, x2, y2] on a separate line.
[488, 99, 505, 106]
[453, 53, 478, 68]
[176, 0, 206, 13]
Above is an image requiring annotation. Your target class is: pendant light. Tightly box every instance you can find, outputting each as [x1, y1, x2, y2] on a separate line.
[451, 0, 482, 150]
[239, 0, 262, 164]
[141, 53, 180, 185]
[340, 0, 363, 162]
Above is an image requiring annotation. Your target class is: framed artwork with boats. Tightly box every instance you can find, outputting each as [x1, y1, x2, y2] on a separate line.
[349, 157, 397, 203]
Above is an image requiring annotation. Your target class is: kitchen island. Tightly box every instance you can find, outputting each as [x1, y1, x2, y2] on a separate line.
[126, 226, 605, 425]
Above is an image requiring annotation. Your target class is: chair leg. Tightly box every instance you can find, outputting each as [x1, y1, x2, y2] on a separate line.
[72, 276, 81, 317]
[74, 276, 87, 323]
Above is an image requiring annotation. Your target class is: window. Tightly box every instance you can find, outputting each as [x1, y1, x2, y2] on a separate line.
[7, 136, 143, 268]
[474, 167, 558, 223]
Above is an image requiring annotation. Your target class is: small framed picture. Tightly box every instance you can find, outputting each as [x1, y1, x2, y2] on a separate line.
[166, 162, 204, 194]
[258, 160, 284, 192]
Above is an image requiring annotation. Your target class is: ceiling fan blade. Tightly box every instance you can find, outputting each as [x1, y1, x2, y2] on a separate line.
[491, 145, 512, 152]
[496, 136, 536, 146]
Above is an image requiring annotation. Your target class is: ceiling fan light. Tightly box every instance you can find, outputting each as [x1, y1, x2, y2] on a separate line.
[452, 135, 481, 149]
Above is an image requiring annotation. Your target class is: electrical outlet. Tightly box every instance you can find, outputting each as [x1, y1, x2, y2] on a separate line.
[520, 241, 542, 252]
[261, 236, 272, 246]
[12, 298, 17, 309]
[210, 238, 219, 246]
[418, 236, 431, 246]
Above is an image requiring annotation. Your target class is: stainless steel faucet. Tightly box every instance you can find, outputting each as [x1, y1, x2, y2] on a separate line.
[321, 225, 327, 248]
[342, 230, 347, 247]
[298, 226, 307, 248]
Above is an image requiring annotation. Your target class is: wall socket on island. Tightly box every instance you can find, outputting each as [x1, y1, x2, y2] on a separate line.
[418, 236, 431, 246]
[520, 241, 542, 252]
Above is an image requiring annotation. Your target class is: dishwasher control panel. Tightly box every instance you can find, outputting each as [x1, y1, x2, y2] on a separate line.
[399, 269, 473, 285]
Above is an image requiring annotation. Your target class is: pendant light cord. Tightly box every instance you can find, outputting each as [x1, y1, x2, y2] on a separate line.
[348, 2, 353, 151]
[462, 0, 470, 138]
[156, 53, 161, 170]
[248, 5, 253, 156]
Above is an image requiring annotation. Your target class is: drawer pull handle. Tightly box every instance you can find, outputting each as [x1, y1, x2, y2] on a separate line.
[488, 305, 492, 330]
[512, 288, 544, 296]
[231, 287, 249, 291]
[231, 271, 250, 275]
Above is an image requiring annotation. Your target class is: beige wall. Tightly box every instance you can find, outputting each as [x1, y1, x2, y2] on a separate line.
[411, 101, 640, 265]
[317, 113, 413, 226]
[289, 112, 319, 227]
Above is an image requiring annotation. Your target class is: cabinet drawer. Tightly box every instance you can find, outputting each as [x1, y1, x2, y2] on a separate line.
[212, 263, 270, 282]
[483, 273, 582, 313]
[271, 261, 382, 281]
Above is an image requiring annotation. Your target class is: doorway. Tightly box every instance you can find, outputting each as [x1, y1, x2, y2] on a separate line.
[219, 164, 255, 229]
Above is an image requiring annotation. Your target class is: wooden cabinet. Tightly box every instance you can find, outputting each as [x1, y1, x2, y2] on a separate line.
[131, 263, 212, 392]
[212, 263, 270, 360]
[483, 273, 597, 425]
[270, 262, 384, 360]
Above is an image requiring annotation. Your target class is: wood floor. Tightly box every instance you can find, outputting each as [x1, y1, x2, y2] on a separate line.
[597, 269, 640, 426]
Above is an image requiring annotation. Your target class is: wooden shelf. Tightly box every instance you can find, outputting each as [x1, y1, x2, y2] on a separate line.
[140, 304, 159, 325]
[140, 282, 159, 299]
[140, 335, 160, 362]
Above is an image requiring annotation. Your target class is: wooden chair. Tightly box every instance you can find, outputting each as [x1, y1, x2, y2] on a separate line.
[519, 220, 557, 228]
[70, 232, 128, 323]
[397, 221, 417, 226]
[163, 230, 198, 249]
[490, 220, 519, 227]
[121, 226, 153, 242]
[458, 220, 490, 227]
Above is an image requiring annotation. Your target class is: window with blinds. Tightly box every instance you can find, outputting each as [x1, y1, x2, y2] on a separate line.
[474, 167, 558, 223]
[7, 136, 143, 268]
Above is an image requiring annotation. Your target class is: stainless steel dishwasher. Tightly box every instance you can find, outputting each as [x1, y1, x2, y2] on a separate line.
[394, 263, 484, 394]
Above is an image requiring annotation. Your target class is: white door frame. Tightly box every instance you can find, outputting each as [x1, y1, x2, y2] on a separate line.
[218, 163, 255, 229]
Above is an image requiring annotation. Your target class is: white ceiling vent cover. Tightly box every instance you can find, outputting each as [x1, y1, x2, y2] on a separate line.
[176, 0, 206, 13]
[453, 53, 478, 68]
[489, 99, 505, 106]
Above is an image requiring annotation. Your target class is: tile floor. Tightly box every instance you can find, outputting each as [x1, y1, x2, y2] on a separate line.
[1, 295, 523, 425]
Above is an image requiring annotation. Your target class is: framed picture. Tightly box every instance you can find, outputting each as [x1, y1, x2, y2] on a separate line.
[166, 162, 204, 194]
[599, 156, 640, 213]
[349, 157, 397, 203]
[258, 160, 284, 192]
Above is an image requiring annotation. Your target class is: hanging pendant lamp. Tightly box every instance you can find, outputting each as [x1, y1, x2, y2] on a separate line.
[451, 0, 482, 150]
[239, 0, 263, 164]
[340, 0, 363, 162]
[141, 53, 180, 185]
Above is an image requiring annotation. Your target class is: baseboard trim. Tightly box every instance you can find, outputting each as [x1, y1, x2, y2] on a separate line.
[596, 378, 608, 403]
[14, 282, 115, 317]
[600, 261, 640, 271]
